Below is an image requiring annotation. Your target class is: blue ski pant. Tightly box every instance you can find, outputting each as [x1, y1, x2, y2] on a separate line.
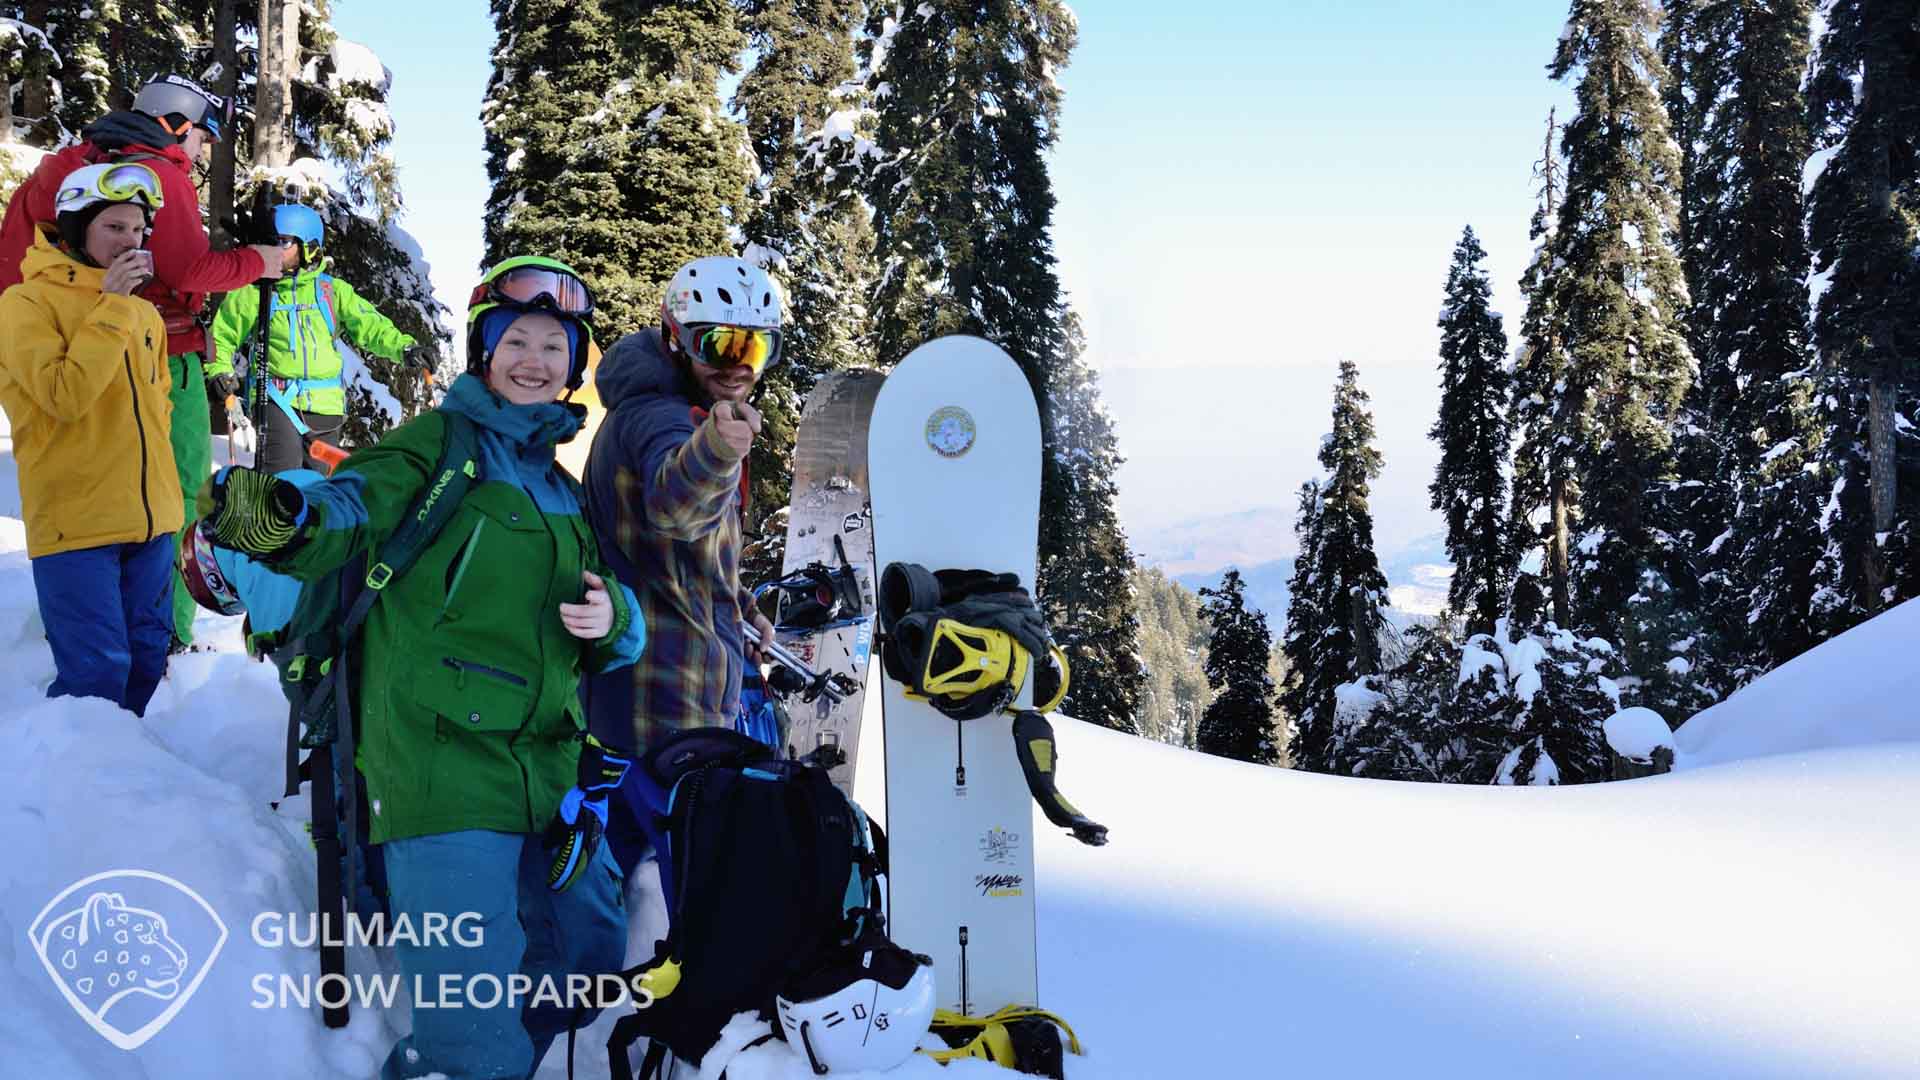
[31, 535, 175, 717]
[379, 829, 626, 1080]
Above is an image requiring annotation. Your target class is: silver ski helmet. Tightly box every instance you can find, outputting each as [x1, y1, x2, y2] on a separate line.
[133, 74, 233, 143]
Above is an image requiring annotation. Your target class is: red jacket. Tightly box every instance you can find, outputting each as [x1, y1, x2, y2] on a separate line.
[0, 110, 266, 357]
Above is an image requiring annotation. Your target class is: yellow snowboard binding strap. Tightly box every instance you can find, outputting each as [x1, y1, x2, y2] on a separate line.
[879, 562, 1070, 720]
[921, 1005, 1084, 1077]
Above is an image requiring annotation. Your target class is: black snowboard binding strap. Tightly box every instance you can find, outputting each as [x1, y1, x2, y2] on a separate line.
[1011, 711, 1108, 847]
[877, 562, 1069, 720]
[762, 560, 864, 631]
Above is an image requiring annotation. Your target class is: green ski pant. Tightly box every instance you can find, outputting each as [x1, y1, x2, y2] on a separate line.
[168, 352, 209, 645]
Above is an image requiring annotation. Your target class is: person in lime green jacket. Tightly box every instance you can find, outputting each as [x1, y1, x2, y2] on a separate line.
[205, 203, 416, 475]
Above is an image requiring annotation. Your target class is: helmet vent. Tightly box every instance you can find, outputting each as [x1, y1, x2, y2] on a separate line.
[687, 267, 698, 278]
[692, 290, 703, 303]
[762, 292, 771, 307]
[717, 287, 735, 304]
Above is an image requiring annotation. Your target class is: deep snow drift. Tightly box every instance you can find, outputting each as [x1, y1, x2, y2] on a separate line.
[1, 421, 1915, 1078]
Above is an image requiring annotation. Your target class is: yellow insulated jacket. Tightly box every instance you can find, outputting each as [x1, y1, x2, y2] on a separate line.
[0, 227, 182, 557]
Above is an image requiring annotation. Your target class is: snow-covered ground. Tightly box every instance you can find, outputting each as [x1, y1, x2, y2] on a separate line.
[1, 425, 1915, 1078]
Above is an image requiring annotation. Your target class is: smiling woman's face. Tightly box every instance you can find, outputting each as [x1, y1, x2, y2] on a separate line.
[486, 312, 571, 405]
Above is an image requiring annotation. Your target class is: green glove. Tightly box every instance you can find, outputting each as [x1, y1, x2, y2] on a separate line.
[200, 466, 308, 557]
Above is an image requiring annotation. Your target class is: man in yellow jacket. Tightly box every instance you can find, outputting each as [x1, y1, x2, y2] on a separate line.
[0, 163, 181, 716]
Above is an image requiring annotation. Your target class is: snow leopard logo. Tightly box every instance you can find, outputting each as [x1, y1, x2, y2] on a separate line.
[29, 871, 228, 1050]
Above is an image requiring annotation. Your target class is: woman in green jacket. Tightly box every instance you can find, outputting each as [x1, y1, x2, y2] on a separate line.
[199, 256, 642, 1080]
[205, 203, 418, 475]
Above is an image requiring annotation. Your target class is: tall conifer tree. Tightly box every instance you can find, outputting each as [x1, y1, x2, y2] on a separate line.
[863, 2, 1141, 729]
[1694, 0, 1823, 677]
[1429, 226, 1514, 636]
[1804, 0, 1920, 628]
[1546, 0, 1697, 691]
[733, 0, 874, 577]
[483, 0, 748, 338]
[1508, 110, 1574, 629]
[1287, 363, 1391, 773]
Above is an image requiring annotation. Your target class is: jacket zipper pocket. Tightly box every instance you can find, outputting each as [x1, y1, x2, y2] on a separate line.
[438, 520, 486, 622]
[123, 354, 154, 541]
[442, 656, 529, 688]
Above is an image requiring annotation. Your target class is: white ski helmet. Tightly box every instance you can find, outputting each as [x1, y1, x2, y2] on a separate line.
[660, 256, 784, 365]
[776, 938, 935, 1075]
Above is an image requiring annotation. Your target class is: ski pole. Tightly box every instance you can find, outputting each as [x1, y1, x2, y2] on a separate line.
[740, 621, 858, 703]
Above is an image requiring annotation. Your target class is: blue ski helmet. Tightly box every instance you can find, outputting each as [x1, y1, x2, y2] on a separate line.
[273, 204, 325, 260]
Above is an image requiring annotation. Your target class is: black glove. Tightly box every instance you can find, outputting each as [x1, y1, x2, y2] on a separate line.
[197, 466, 307, 557]
[206, 371, 242, 403]
[542, 734, 633, 892]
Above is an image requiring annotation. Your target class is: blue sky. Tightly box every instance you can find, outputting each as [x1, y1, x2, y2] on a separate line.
[331, 0, 1577, 555]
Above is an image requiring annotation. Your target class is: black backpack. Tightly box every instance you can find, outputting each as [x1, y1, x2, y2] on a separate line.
[604, 728, 886, 1078]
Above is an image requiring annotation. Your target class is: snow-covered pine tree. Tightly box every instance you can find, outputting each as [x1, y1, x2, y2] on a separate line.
[1195, 569, 1278, 766]
[96, 0, 210, 106]
[1804, 0, 1920, 630]
[1429, 225, 1514, 637]
[1656, 0, 1739, 654]
[5, 1, 108, 145]
[1685, 0, 1822, 680]
[733, 0, 874, 581]
[483, 0, 750, 337]
[0, 12, 57, 142]
[1494, 621, 1618, 784]
[1287, 362, 1393, 773]
[1547, 0, 1703, 706]
[864, 1, 1142, 730]
[1280, 481, 1332, 768]
[1508, 109, 1575, 628]
[1318, 359, 1392, 678]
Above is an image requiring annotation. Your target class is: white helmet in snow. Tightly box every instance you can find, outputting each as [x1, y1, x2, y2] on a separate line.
[776, 937, 935, 1075]
[660, 256, 785, 372]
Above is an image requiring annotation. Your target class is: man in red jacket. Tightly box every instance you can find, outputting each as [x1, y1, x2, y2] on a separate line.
[0, 73, 283, 649]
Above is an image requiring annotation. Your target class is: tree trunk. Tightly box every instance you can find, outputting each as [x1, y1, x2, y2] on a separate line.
[0, 80, 13, 145]
[254, 0, 298, 169]
[1865, 370, 1896, 606]
[1859, 14, 1899, 611]
[19, 0, 51, 139]
[208, 0, 241, 245]
[1550, 469, 1572, 628]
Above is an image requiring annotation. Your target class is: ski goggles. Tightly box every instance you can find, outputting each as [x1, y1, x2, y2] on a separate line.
[470, 265, 595, 320]
[55, 163, 166, 214]
[684, 324, 782, 376]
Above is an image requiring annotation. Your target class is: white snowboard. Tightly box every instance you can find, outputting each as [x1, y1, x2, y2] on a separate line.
[869, 335, 1042, 1015]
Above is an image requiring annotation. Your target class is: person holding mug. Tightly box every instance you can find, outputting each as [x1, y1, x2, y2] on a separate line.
[0, 162, 180, 715]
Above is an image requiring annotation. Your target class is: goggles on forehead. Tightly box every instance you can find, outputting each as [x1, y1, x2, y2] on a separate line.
[685, 324, 782, 376]
[470, 265, 595, 319]
[56, 163, 166, 214]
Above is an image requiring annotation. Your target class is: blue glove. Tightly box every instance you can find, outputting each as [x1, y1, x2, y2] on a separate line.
[543, 734, 632, 892]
